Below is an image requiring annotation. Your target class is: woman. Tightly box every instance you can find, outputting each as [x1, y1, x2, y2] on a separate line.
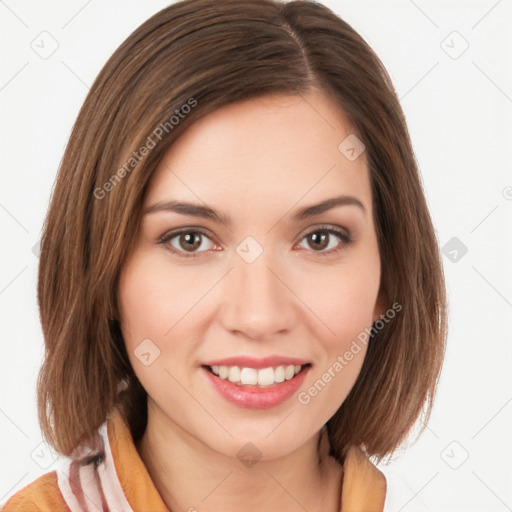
[2, 0, 447, 510]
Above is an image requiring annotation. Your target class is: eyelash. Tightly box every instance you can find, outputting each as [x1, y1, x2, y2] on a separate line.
[157, 224, 353, 259]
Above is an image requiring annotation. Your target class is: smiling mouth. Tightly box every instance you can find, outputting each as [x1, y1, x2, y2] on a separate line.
[202, 363, 312, 388]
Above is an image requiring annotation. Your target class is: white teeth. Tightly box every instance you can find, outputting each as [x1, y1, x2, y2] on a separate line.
[257, 367, 274, 386]
[228, 366, 241, 383]
[240, 367, 258, 385]
[274, 366, 285, 383]
[208, 364, 305, 386]
[284, 365, 295, 380]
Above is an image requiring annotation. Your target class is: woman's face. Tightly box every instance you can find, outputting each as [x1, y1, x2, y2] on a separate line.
[118, 89, 385, 460]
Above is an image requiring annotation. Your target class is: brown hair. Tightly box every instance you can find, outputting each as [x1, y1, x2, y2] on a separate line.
[36, 0, 447, 463]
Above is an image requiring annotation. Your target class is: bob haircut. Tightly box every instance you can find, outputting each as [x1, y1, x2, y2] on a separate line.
[36, 0, 448, 463]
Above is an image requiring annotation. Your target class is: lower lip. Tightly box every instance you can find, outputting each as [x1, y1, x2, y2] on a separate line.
[202, 366, 311, 409]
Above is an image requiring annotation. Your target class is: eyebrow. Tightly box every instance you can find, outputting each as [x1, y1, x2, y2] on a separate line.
[143, 194, 366, 226]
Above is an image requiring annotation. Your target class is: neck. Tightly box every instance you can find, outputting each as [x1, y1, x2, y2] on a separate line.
[135, 399, 343, 512]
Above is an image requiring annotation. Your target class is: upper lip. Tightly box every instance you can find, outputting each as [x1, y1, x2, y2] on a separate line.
[202, 355, 311, 369]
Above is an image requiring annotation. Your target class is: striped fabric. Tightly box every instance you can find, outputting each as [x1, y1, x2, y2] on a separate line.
[2, 407, 169, 511]
[55, 417, 135, 511]
[1, 407, 386, 511]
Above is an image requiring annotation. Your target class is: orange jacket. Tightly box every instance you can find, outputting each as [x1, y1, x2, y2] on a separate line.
[1, 408, 386, 511]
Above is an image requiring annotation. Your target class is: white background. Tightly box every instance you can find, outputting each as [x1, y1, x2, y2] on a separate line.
[0, 1, 511, 510]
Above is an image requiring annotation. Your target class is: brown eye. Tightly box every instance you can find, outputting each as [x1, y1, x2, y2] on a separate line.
[177, 232, 202, 252]
[158, 229, 216, 258]
[306, 231, 330, 251]
[297, 226, 352, 256]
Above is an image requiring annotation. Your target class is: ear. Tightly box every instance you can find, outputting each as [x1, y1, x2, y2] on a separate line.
[372, 287, 388, 324]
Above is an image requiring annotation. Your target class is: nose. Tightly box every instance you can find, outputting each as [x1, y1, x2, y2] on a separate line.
[219, 249, 296, 341]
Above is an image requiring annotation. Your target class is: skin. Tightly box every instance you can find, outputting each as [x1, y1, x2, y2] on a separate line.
[117, 88, 386, 512]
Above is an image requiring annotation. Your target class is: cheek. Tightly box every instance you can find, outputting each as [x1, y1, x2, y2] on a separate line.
[117, 251, 219, 395]
[117, 255, 196, 393]
[118, 252, 198, 343]
[296, 274, 375, 418]
[299, 344, 368, 423]
[292, 255, 379, 412]
[297, 257, 380, 348]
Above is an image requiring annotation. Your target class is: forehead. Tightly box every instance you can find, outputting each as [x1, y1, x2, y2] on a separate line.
[144, 90, 371, 218]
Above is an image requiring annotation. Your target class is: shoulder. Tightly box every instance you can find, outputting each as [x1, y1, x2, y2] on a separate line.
[1, 470, 69, 512]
